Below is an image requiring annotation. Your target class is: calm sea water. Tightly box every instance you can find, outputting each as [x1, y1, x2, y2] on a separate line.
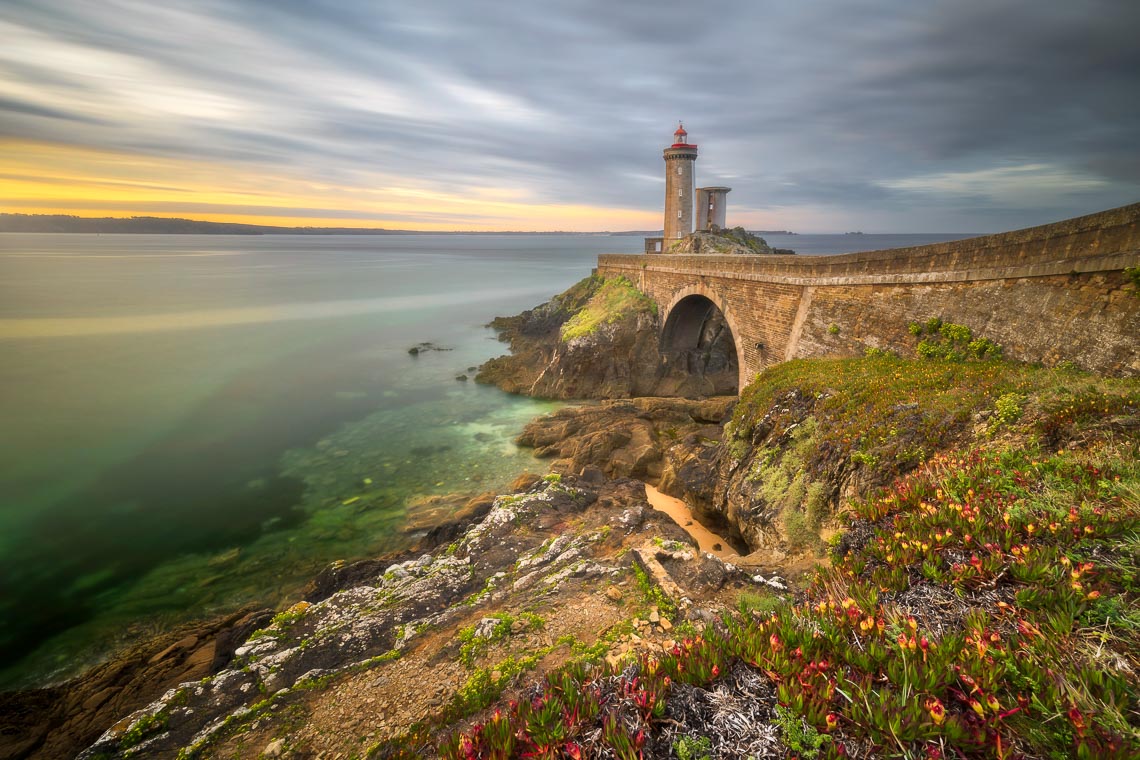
[0, 231, 975, 689]
[760, 232, 979, 255]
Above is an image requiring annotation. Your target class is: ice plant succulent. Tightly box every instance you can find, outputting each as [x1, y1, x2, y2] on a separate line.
[428, 440, 1137, 760]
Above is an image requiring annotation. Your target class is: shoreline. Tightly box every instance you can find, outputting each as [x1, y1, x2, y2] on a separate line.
[1, 390, 743, 757]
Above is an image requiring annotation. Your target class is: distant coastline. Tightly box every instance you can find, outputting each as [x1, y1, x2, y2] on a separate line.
[0, 213, 611, 236]
[0, 214, 799, 237]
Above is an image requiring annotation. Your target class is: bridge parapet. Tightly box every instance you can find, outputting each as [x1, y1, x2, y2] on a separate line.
[597, 202, 1140, 385]
[601, 201, 1139, 285]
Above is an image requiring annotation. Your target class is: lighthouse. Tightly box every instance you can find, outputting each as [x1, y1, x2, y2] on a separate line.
[663, 122, 698, 247]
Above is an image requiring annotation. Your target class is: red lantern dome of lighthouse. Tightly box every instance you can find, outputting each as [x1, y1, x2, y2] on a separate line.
[672, 122, 695, 148]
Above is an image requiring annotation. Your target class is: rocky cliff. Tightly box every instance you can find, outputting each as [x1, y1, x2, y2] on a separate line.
[660, 354, 1139, 561]
[476, 274, 737, 398]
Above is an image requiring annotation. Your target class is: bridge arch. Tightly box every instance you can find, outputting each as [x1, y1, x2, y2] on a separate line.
[660, 284, 747, 394]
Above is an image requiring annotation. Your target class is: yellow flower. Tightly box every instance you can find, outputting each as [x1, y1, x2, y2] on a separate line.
[926, 698, 946, 725]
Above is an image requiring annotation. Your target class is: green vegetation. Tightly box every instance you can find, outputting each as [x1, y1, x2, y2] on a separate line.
[270, 601, 311, 627]
[730, 354, 1138, 493]
[559, 275, 657, 341]
[774, 704, 829, 758]
[991, 391, 1025, 431]
[911, 318, 1003, 361]
[1125, 266, 1140, 290]
[431, 439, 1139, 759]
[400, 354, 1138, 759]
[632, 563, 676, 618]
[672, 734, 713, 760]
[447, 650, 549, 720]
[248, 601, 313, 641]
[736, 590, 786, 618]
[120, 709, 169, 750]
[745, 417, 828, 550]
[457, 612, 544, 666]
[362, 353, 1139, 760]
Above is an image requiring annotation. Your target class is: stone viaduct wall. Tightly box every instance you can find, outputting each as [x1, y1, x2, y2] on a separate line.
[596, 203, 1140, 387]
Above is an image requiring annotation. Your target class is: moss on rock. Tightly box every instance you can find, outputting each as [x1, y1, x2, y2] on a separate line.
[559, 276, 657, 342]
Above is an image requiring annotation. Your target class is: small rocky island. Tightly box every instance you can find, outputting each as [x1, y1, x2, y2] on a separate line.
[10, 267, 1135, 760]
[667, 226, 794, 256]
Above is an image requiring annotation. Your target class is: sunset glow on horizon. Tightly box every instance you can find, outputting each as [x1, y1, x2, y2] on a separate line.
[0, 139, 661, 232]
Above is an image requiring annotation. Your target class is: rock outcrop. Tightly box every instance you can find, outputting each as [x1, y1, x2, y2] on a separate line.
[477, 275, 737, 399]
[0, 495, 492, 760]
[0, 609, 272, 760]
[75, 473, 763, 760]
[517, 396, 733, 483]
[667, 227, 785, 255]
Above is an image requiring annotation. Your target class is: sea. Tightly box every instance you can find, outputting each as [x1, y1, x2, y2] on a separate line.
[0, 231, 976, 689]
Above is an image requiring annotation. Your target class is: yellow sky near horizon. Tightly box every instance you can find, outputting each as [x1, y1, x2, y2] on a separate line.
[1, 140, 662, 231]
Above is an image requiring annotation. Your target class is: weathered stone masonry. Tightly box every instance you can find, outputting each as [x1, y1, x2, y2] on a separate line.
[598, 203, 1140, 387]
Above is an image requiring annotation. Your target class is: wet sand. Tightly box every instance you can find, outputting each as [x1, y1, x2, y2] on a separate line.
[644, 483, 738, 559]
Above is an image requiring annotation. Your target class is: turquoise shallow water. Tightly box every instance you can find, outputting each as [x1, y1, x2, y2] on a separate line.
[0, 233, 631, 689]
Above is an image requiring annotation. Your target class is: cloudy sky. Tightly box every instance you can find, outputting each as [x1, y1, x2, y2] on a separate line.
[2, 0, 1138, 232]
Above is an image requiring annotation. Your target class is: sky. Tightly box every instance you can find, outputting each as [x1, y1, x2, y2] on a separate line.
[1, 0, 1138, 233]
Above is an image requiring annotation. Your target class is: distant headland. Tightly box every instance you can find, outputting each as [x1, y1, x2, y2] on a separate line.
[0, 214, 613, 236]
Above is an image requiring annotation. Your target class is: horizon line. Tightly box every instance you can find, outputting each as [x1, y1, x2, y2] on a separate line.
[0, 212, 989, 237]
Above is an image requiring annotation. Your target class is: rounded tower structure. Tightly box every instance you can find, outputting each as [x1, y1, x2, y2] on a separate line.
[696, 186, 731, 231]
[663, 123, 698, 248]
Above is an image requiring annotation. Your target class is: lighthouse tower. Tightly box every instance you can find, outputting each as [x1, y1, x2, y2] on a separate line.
[663, 123, 698, 248]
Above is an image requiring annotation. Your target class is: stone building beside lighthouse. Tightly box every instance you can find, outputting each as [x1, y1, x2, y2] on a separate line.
[646, 123, 732, 253]
[696, 186, 731, 231]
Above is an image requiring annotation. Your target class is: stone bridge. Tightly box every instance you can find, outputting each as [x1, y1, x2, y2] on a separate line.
[596, 203, 1140, 389]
